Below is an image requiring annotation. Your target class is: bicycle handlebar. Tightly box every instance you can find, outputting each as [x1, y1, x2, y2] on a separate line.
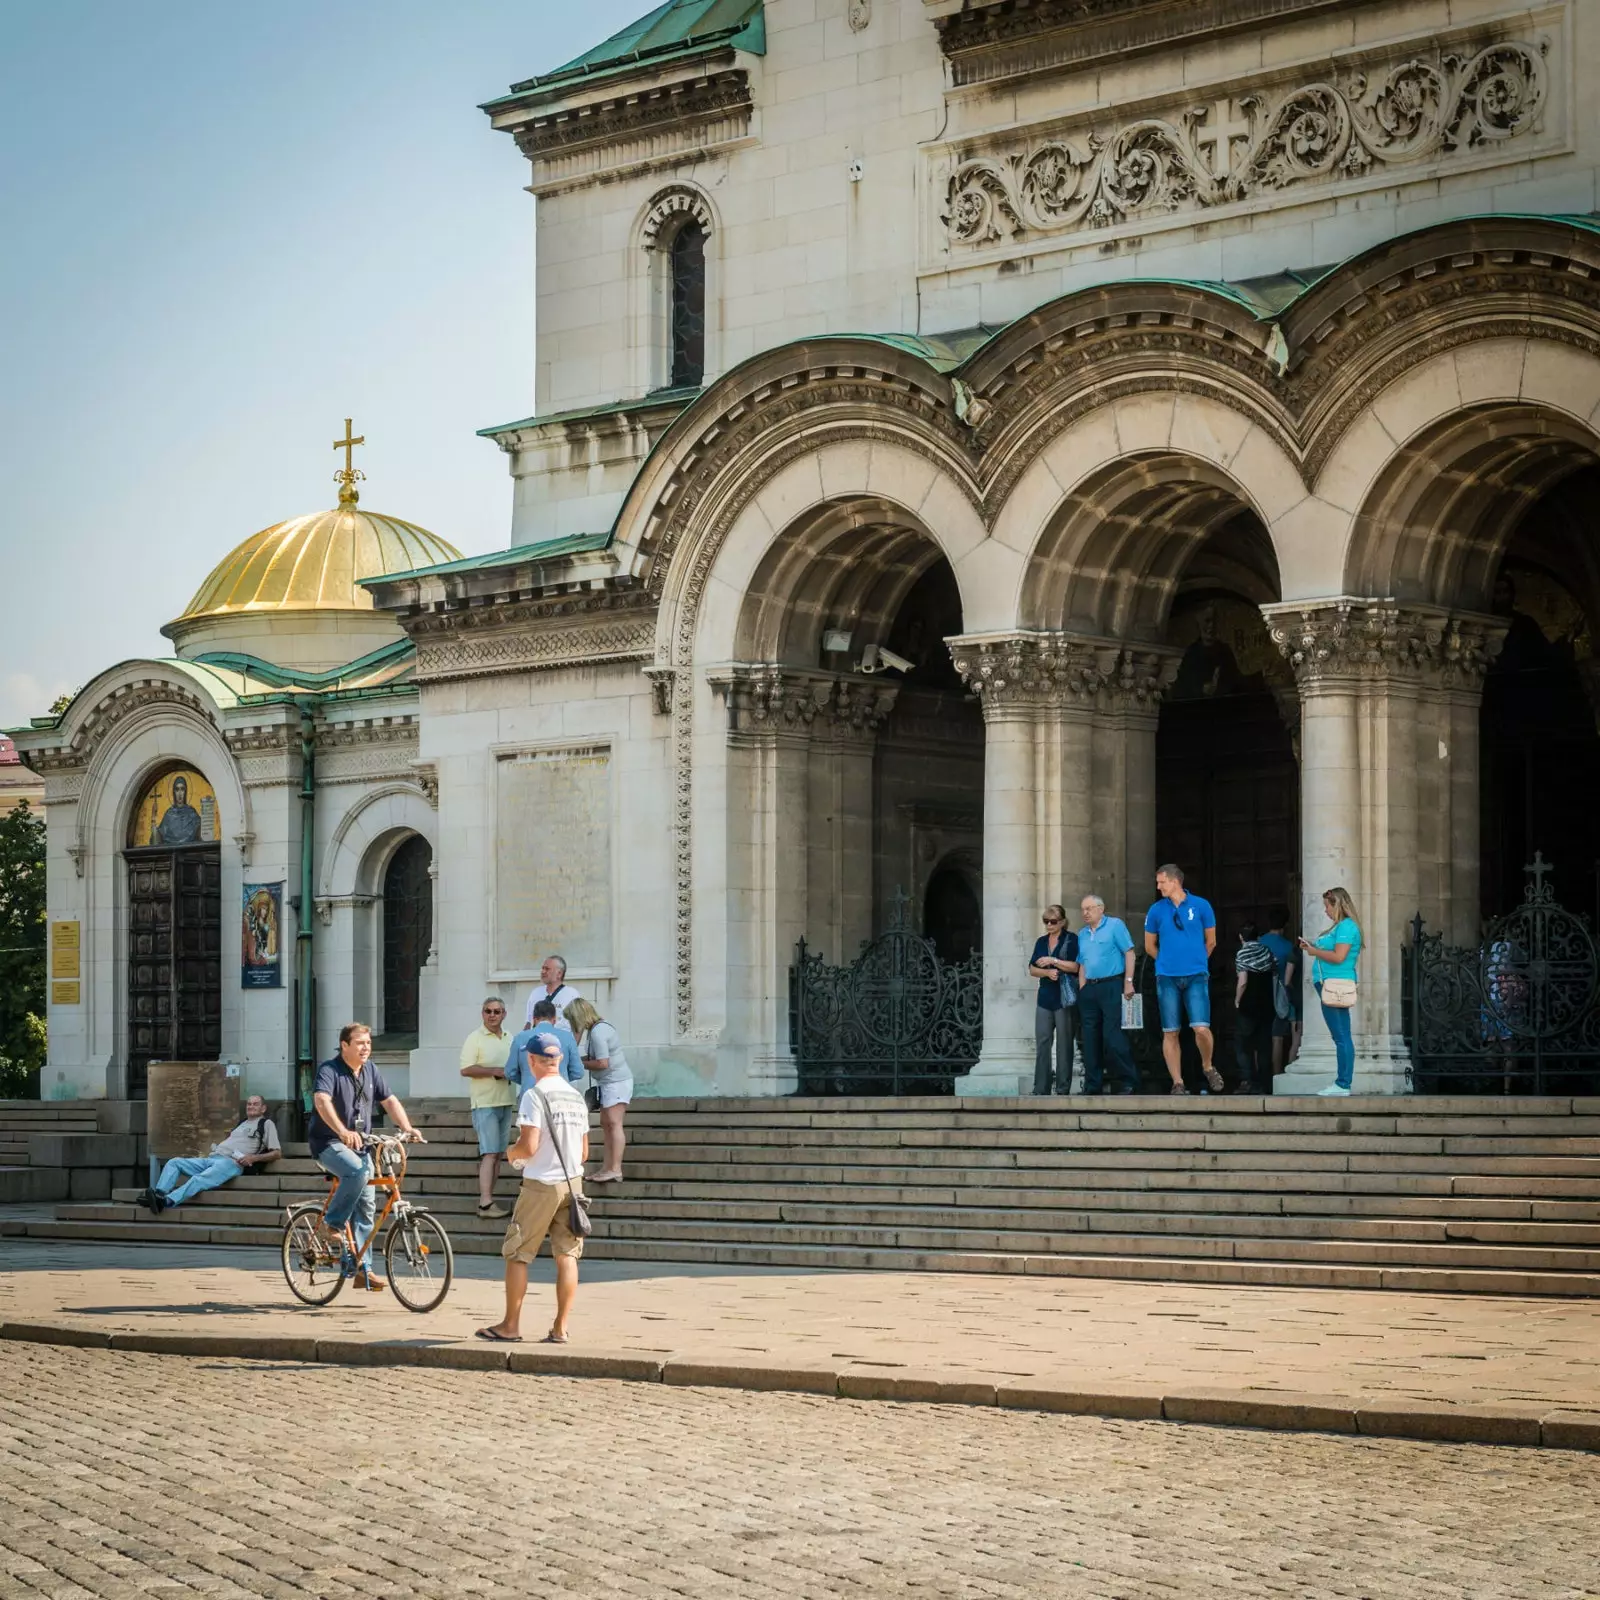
[362, 1130, 426, 1148]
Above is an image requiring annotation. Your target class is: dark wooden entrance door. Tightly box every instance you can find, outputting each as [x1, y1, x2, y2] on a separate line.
[126, 846, 222, 1098]
[1156, 692, 1299, 1068]
[381, 835, 433, 1043]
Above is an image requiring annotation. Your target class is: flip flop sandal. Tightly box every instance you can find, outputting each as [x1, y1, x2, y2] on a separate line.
[541, 1331, 569, 1344]
[475, 1328, 523, 1343]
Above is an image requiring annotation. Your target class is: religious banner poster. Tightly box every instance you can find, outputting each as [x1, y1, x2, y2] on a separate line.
[241, 882, 283, 988]
[494, 745, 612, 973]
[128, 766, 219, 848]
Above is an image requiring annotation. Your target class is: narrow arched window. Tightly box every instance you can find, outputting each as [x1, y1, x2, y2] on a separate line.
[669, 221, 706, 388]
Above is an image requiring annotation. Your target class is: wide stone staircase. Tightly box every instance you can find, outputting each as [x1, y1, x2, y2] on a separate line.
[8, 1094, 1600, 1296]
[0, 1100, 144, 1204]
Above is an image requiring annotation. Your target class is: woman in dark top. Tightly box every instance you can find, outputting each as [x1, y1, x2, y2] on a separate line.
[1233, 921, 1277, 1095]
[1029, 904, 1080, 1095]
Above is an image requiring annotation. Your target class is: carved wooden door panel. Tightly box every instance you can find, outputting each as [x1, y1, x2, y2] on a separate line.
[125, 846, 221, 1098]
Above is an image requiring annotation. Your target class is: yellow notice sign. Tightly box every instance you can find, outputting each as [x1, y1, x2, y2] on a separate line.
[51, 921, 81, 980]
[51, 981, 80, 1006]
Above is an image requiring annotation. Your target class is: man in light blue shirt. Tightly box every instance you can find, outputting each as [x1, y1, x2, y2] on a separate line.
[1143, 863, 1222, 1095]
[1076, 895, 1140, 1094]
[506, 1001, 586, 1092]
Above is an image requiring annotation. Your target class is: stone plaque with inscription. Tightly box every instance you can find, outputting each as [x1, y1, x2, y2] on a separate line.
[495, 745, 612, 972]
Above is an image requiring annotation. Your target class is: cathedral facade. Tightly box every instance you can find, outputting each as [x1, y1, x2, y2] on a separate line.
[19, 0, 1600, 1103]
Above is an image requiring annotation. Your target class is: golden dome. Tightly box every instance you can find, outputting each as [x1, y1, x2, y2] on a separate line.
[170, 498, 463, 626]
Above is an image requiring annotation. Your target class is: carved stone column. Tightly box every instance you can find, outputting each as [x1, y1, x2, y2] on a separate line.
[710, 665, 897, 1094]
[947, 632, 1178, 1094]
[1265, 600, 1505, 1094]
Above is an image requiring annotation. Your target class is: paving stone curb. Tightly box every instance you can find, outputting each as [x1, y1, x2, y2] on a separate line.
[2, 1320, 1596, 1451]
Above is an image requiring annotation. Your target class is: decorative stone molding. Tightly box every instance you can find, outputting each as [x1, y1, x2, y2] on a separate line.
[224, 725, 294, 755]
[66, 844, 87, 880]
[940, 33, 1553, 251]
[641, 185, 715, 251]
[316, 716, 418, 751]
[947, 632, 1180, 715]
[409, 594, 658, 685]
[1263, 600, 1507, 690]
[643, 666, 676, 716]
[313, 892, 377, 926]
[412, 760, 439, 810]
[37, 679, 216, 769]
[709, 666, 898, 742]
[233, 831, 255, 867]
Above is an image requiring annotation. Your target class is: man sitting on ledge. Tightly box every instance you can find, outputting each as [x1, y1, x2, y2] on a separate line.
[137, 1095, 281, 1213]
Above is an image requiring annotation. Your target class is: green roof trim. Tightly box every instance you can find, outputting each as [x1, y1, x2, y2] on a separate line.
[189, 638, 416, 692]
[478, 387, 699, 439]
[486, 0, 764, 105]
[359, 531, 614, 587]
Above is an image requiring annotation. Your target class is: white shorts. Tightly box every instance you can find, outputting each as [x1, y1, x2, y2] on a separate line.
[596, 1074, 633, 1109]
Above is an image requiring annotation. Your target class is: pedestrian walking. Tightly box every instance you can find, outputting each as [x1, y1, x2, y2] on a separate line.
[1143, 864, 1224, 1095]
[476, 1036, 590, 1346]
[523, 954, 581, 1029]
[1233, 922, 1277, 1094]
[137, 1095, 281, 1212]
[1260, 903, 1301, 1071]
[1300, 887, 1363, 1097]
[1028, 904, 1080, 1094]
[459, 997, 514, 1219]
[565, 997, 632, 1183]
[1074, 895, 1140, 1094]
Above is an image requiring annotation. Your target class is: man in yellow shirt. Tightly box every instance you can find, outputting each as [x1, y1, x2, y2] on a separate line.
[460, 998, 515, 1218]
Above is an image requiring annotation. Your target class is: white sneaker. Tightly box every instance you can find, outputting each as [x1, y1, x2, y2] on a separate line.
[1316, 1084, 1351, 1097]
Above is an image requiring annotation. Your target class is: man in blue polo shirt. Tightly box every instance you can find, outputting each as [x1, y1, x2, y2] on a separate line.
[1143, 863, 1224, 1095]
[309, 1022, 423, 1290]
[1076, 894, 1140, 1094]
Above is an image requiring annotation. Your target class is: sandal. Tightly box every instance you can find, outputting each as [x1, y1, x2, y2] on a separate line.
[1169, 1082, 1189, 1095]
[475, 1328, 523, 1343]
[1203, 1067, 1226, 1093]
[541, 1331, 569, 1344]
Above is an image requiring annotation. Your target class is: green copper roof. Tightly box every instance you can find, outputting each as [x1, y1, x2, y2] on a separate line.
[479, 388, 698, 440]
[490, 0, 764, 102]
[359, 531, 613, 587]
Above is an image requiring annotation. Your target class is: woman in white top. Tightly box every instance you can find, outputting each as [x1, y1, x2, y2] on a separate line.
[565, 997, 632, 1183]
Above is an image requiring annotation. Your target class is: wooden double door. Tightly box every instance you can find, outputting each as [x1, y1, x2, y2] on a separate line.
[125, 846, 222, 1099]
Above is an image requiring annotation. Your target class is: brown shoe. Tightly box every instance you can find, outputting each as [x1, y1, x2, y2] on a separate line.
[350, 1268, 387, 1293]
[476, 1201, 511, 1219]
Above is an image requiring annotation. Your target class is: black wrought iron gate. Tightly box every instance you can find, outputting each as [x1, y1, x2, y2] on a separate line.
[790, 890, 983, 1095]
[1405, 854, 1600, 1094]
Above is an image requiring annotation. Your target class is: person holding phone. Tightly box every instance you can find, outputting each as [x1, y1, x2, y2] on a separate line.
[1300, 887, 1363, 1097]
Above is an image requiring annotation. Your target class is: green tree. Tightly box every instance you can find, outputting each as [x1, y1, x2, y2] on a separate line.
[0, 800, 47, 1097]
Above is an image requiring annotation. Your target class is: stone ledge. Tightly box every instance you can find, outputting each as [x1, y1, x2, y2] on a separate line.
[1, 1320, 1594, 1451]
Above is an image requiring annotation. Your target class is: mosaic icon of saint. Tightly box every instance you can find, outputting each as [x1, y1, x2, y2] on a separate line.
[157, 774, 203, 846]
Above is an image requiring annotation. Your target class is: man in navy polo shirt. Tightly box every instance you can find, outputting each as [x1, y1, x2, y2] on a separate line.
[1143, 864, 1224, 1096]
[309, 1022, 423, 1290]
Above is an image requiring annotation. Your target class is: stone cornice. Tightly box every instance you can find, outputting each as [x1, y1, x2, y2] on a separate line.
[1263, 599, 1507, 690]
[406, 590, 659, 685]
[931, 0, 1373, 87]
[707, 666, 899, 743]
[947, 632, 1180, 716]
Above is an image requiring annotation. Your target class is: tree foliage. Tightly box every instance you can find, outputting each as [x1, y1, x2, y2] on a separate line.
[0, 800, 46, 1096]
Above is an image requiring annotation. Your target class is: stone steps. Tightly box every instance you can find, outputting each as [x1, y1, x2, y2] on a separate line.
[18, 1095, 1600, 1297]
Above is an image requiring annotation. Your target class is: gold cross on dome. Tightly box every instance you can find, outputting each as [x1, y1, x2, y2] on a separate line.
[333, 418, 365, 474]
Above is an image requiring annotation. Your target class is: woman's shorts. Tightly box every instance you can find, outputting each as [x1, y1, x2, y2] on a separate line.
[597, 1074, 634, 1110]
[471, 1103, 515, 1156]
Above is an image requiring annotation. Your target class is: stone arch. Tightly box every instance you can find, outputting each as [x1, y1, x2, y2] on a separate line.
[631, 183, 721, 394]
[319, 784, 438, 900]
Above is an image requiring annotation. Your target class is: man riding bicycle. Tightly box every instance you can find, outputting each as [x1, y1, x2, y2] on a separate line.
[310, 1022, 423, 1291]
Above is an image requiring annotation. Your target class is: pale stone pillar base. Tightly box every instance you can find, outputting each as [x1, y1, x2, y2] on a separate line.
[1274, 1035, 1411, 1096]
[745, 1051, 800, 1097]
[955, 1050, 1032, 1097]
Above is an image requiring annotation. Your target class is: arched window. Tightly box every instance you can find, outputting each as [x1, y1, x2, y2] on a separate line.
[381, 835, 432, 1041]
[670, 220, 707, 389]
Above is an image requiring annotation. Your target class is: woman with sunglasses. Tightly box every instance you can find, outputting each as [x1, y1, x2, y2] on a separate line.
[1028, 904, 1081, 1094]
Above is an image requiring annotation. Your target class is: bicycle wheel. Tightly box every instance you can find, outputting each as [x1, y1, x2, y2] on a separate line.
[281, 1202, 346, 1306]
[384, 1209, 454, 1313]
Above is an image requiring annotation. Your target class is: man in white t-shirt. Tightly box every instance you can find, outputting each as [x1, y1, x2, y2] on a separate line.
[476, 1035, 589, 1345]
[522, 953, 581, 1029]
[138, 1095, 282, 1213]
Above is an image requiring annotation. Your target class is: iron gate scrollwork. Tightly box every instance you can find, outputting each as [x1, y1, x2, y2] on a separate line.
[790, 889, 983, 1095]
[1405, 854, 1600, 1094]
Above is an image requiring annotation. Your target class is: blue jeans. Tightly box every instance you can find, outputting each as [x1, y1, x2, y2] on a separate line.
[315, 1142, 376, 1271]
[1156, 972, 1211, 1032]
[154, 1154, 243, 1209]
[1079, 980, 1139, 1093]
[1317, 983, 1356, 1090]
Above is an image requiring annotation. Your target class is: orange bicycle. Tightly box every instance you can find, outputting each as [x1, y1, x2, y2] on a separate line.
[280, 1131, 454, 1312]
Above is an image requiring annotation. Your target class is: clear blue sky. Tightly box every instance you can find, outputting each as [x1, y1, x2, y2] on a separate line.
[0, 1, 647, 729]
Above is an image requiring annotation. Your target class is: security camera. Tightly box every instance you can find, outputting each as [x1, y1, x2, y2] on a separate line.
[860, 644, 915, 675]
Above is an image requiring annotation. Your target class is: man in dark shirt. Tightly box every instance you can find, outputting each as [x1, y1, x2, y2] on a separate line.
[310, 1022, 422, 1291]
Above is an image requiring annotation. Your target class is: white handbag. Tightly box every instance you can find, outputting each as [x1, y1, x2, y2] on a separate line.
[1320, 978, 1358, 1009]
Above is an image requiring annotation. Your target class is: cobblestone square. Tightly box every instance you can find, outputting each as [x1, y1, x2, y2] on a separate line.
[2, 1343, 1597, 1598]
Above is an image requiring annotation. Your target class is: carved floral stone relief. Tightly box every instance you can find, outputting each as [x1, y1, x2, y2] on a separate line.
[941, 36, 1552, 250]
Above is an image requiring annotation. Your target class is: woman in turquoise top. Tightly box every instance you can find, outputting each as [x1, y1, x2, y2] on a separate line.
[1298, 886, 1363, 1096]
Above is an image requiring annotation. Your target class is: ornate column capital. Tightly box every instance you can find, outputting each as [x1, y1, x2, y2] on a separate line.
[708, 665, 899, 743]
[1263, 599, 1506, 692]
[945, 631, 1180, 718]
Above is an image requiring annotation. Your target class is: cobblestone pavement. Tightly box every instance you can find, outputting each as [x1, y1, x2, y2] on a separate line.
[2, 1344, 1597, 1599]
[5, 1237, 1600, 1412]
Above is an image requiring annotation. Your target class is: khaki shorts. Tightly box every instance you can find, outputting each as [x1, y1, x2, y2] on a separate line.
[501, 1178, 584, 1264]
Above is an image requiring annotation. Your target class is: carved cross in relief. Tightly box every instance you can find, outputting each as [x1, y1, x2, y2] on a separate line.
[1193, 97, 1252, 176]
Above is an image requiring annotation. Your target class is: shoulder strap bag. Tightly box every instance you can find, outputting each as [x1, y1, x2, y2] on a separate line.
[1320, 977, 1358, 1009]
[530, 1083, 592, 1238]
